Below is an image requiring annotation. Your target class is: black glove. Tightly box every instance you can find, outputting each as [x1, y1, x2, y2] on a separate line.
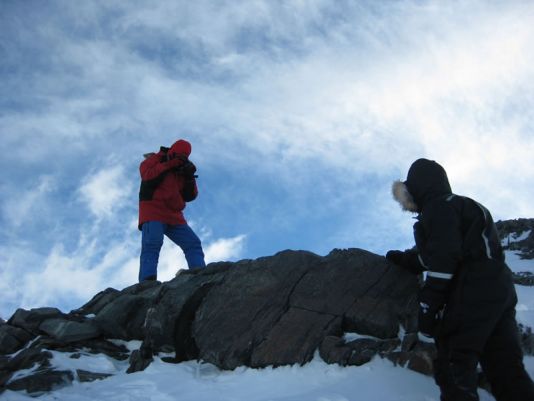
[386, 250, 424, 275]
[181, 160, 197, 177]
[386, 250, 406, 266]
[172, 158, 197, 178]
[417, 288, 446, 338]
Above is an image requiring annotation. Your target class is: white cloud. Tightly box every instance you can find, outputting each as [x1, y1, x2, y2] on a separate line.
[21, 244, 105, 309]
[4, 1, 533, 187]
[0, 244, 43, 319]
[2, 175, 56, 228]
[204, 235, 247, 263]
[157, 234, 247, 279]
[16, 233, 140, 312]
[3, 228, 246, 316]
[78, 165, 133, 218]
[2, 0, 534, 317]
[83, 0, 532, 201]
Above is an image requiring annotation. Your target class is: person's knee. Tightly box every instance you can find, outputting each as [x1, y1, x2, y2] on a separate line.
[142, 228, 164, 250]
[142, 222, 165, 248]
[142, 238, 164, 251]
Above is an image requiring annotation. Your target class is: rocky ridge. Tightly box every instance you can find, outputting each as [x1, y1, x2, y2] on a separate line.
[1, 219, 534, 396]
[1, 248, 430, 396]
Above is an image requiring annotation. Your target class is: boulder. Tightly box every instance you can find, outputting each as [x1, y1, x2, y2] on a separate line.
[93, 281, 163, 340]
[1, 348, 56, 395]
[319, 335, 400, 367]
[191, 249, 420, 369]
[126, 346, 153, 374]
[141, 267, 225, 358]
[39, 318, 101, 343]
[25, 336, 129, 360]
[251, 308, 341, 368]
[71, 287, 121, 316]
[5, 369, 74, 394]
[5, 348, 53, 375]
[513, 272, 534, 286]
[193, 250, 322, 369]
[75, 369, 112, 382]
[1, 248, 433, 396]
[291, 249, 419, 337]
[8, 307, 63, 333]
[0, 324, 34, 355]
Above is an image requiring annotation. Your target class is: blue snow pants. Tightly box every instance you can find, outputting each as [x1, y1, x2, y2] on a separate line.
[139, 221, 205, 282]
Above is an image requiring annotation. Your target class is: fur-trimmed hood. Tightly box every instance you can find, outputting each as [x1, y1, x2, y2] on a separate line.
[393, 158, 452, 213]
[392, 180, 419, 212]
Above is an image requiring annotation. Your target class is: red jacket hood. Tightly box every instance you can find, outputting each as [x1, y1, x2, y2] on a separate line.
[169, 139, 192, 158]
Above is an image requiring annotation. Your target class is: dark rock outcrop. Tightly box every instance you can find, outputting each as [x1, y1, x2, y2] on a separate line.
[495, 218, 534, 284]
[39, 318, 100, 343]
[497, 218, 534, 260]
[6, 369, 74, 394]
[8, 307, 63, 334]
[513, 272, 534, 286]
[0, 323, 33, 355]
[1, 246, 532, 396]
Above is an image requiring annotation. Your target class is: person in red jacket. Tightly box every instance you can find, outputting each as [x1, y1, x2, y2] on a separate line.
[138, 139, 205, 282]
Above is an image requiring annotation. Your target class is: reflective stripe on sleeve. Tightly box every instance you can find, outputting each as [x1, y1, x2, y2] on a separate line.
[427, 271, 454, 280]
[417, 254, 428, 269]
[474, 201, 493, 259]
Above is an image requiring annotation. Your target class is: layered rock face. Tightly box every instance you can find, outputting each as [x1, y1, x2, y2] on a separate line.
[1, 246, 532, 396]
[1, 248, 429, 395]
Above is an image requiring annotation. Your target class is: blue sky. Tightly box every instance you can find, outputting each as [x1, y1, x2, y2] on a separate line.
[1, 0, 534, 319]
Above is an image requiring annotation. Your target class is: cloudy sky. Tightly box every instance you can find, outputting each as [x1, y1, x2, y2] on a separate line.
[1, 0, 534, 319]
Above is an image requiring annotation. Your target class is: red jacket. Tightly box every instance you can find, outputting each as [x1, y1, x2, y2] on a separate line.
[138, 140, 198, 229]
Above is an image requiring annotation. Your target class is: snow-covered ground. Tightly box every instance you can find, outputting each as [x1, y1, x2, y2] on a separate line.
[2, 353, 487, 401]
[2, 250, 533, 401]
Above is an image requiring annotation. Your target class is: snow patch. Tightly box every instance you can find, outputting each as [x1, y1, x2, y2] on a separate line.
[49, 350, 123, 375]
[108, 339, 142, 352]
[502, 230, 532, 246]
[505, 250, 534, 273]
[343, 332, 383, 342]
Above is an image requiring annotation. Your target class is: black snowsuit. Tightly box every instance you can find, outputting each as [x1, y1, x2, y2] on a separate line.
[400, 159, 534, 401]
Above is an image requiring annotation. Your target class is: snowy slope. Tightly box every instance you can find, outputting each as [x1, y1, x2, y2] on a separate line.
[1, 353, 485, 401]
[2, 251, 533, 401]
[507, 249, 534, 331]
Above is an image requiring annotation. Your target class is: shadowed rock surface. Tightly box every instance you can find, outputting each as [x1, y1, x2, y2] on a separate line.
[1, 246, 533, 396]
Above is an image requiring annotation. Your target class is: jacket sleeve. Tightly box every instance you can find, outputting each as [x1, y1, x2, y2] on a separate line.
[140, 152, 183, 181]
[402, 248, 426, 274]
[420, 200, 463, 296]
